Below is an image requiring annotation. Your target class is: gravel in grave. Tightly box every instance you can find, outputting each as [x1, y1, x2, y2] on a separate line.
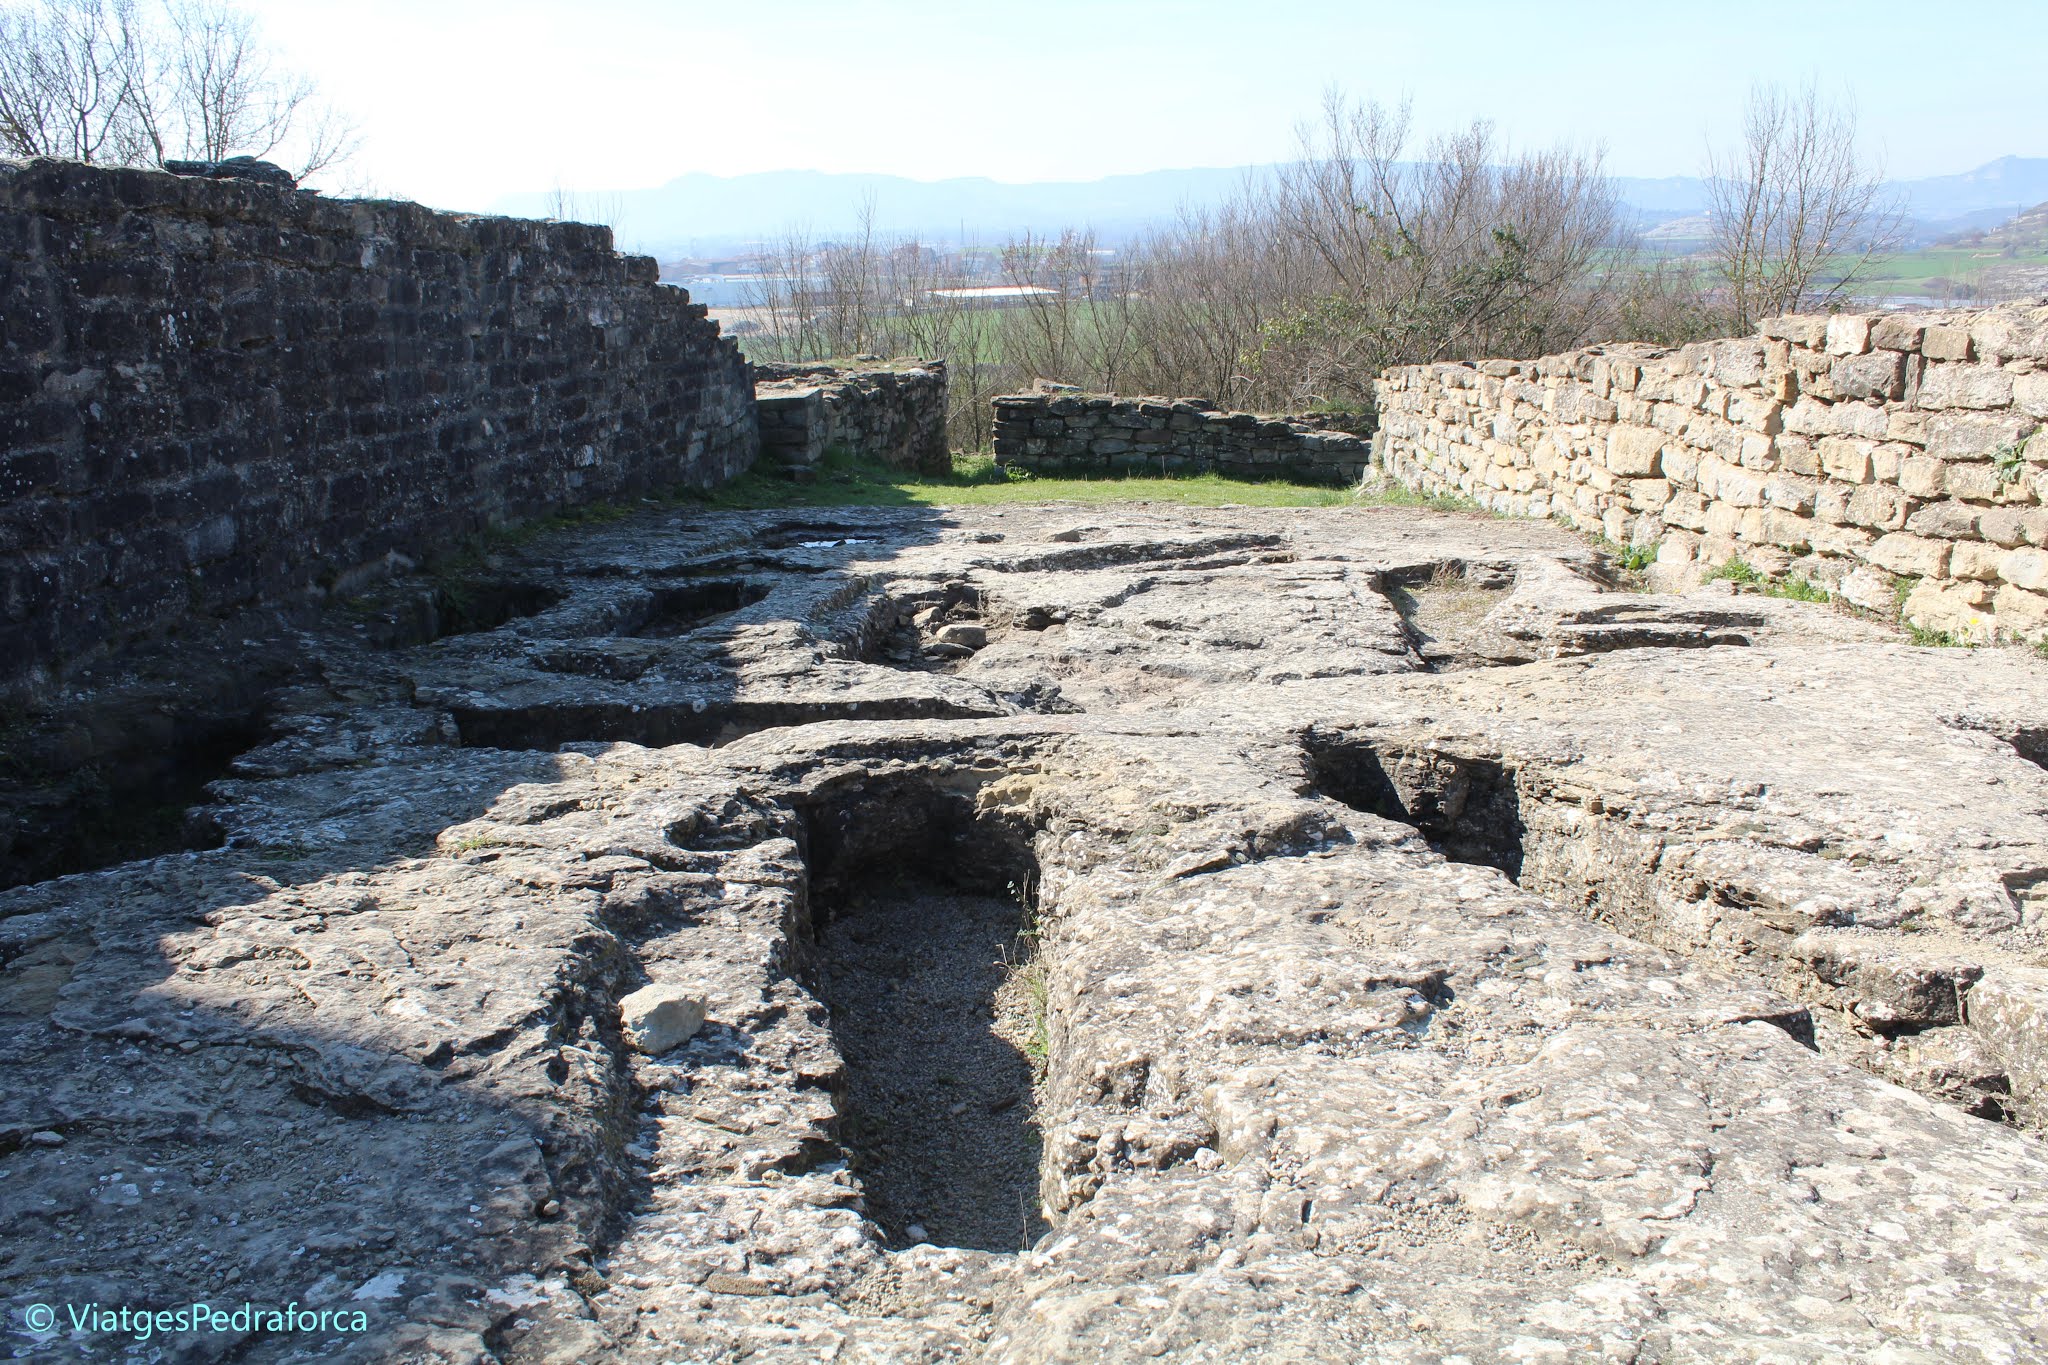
[810, 880, 1047, 1254]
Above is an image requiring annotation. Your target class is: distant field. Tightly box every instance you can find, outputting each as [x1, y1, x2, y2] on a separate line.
[1846, 244, 2048, 303]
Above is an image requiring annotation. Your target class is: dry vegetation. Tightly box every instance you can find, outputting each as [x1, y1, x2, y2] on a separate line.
[741, 85, 1911, 451]
[0, 0, 352, 180]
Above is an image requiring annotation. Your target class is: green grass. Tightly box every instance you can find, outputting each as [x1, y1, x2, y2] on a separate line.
[1587, 534, 1657, 574]
[1706, 559, 1832, 603]
[1356, 481, 1488, 514]
[1840, 243, 2048, 300]
[691, 450, 1398, 509]
[1906, 625, 1975, 648]
[1762, 576, 1830, 603]
[1704, 558, 1764, 585]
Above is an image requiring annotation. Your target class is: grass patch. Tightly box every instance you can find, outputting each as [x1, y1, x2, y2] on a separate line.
[1012, 957, 1050, 1076]
[1763, 576, 1830, 603]
[1906, 625, 1975, 648]
[1587, 534, 1657, 574]
[692, 450, 1380, 509]
[1704, 558, 1763, 585]
[1355, 481, 1489, 514]
[1706, 560, 1834, 604]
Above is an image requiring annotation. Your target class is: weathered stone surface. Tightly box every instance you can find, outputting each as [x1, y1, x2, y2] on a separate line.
[3, 503, 2046, 1363]
[620, 984, 708, 1053]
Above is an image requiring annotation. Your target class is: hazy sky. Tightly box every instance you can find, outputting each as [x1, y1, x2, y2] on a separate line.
[240, 0, 2048, 210]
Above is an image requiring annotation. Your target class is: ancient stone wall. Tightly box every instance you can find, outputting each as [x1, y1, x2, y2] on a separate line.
[1373, 304, 2048, 642]
[0, 157, 758, 695]
[754, 360, 949, 476]
[991, 392, 1372, 483]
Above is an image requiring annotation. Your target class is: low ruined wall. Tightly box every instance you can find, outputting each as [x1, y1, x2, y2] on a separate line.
[1373, 305, 2048, 642]
[0, 157, 758, 694]
[991, 393, 1372, 482]
[754, 360, 949, 475]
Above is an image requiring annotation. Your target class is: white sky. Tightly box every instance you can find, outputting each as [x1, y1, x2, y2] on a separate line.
[240, 0, 2048, 211]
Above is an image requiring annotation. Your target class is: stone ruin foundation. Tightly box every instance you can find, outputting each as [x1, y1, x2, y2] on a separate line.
[4, 160, 2048, 1362]
[6, 499, 2048, 1362]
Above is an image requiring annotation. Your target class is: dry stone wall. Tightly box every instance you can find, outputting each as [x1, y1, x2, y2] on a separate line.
[0, 157, 758, 695]
[1373, 304, 2048, 642]
[754, 360, 948, 476]
[992, 392, 1372, 482]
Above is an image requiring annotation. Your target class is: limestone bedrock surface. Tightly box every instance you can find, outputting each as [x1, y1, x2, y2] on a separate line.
[3, 502, 2047, 1363]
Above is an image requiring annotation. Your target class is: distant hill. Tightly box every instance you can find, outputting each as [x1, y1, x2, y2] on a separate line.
[1944, 198, 2048, 250]
[491, 157, 2048, 259]
[491, 166, 1266, 257]
[1897, 156, 2048, 232]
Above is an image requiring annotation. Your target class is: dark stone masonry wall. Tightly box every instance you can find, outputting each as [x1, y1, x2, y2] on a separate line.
[991, 392, 1372, 482]
[0, 157, 758, 694]
[754, 360, 949, 476]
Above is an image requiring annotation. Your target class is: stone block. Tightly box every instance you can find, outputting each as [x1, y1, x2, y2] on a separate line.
[2014, 372, 2048, 420]
[1783, 397, 1835, 436]
[1846, 484, 1912, 531]
[1628, 478, 1672, 510]
[1813, 484, 1851, 525]
[1998, 547, 2048, 592]
[1606, 424, 1665, 476]
[620, 984, 707, 1054]
[1992, 584, 2048, 639]
[1762, 314, 1829, 347]
[1825, 314, 1874, 356]
[1818, 437, 1874, 483]
[1899, 455, 1947, 498]
[1766, 476, 1819, 513]
[1946, 463, 2007, 501]
[1830, 350, 1905, 401]
[1904, 500, 1979, 539]
[1764, 508, 1816, 550]
[1703, 501, 1746, 537]
[1925, 412, 2037, 460]
[1918, 364, 2016, 411]
[1838, 565, 1898, 613]
[1922, 325, 1974, 362]
[1866, 532, 1951, 578]
[1950, 541, 2006, 581]
[1778, 435, 1819, 476]
[1871, 315, 1926, 351]
[1965, 969, 2048, 1127]
[1903, 577, 1994, 642]
[1978, 506, 2028, 547]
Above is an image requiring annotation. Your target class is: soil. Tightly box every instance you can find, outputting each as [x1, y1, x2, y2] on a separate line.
[810, 880, 1046, 1253]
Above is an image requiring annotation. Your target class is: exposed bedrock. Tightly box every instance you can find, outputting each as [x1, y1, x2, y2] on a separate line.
[4, 503, 2047, 1362]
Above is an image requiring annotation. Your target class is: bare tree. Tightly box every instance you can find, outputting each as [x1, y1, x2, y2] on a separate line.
[0, 0, 144, 162]
[1601, 252, 1734, 346]
[732, 90, 1627, 445]
[1705, 81, 1905, 330]
[1245, 93, 1620, 408]
[0, 0, 354, 180]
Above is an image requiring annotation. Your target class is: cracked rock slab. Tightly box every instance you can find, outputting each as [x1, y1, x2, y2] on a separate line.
[3, 502, 2047, 1363]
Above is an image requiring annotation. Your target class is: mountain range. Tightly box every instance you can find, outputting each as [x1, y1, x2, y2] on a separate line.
[489, 156, 2048, 261]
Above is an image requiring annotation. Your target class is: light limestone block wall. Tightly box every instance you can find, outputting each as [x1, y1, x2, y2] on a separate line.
[1374, 305, 2048, 643]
